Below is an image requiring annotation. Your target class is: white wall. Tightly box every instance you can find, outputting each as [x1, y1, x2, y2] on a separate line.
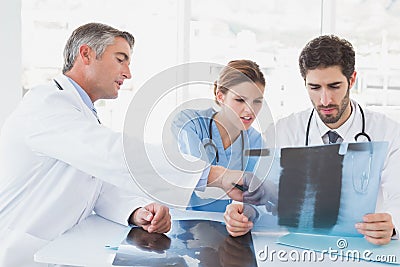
[0, 0, 22, 128]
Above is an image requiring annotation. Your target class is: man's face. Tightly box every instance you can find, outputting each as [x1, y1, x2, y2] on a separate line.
[305, 66, 356, 128]
[87, 37, 132, 101]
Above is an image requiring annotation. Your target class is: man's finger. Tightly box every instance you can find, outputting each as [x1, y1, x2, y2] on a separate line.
[143, 203, 157, 214]
[363, 213, 392, 223]
[359, 229, 390, 238]
[135, 207, 153, 225]
[151, 214, 171, 232]
[226, 223, 253, 233]
[226, 225, 252, 237]
[224, 212, 252, 228]
[364, 235, 391, 245]
[356, 222, 392, 231]
[156, 221, 172, 233]
[225, 204, 246, 220]
[151, 205, 169, 223]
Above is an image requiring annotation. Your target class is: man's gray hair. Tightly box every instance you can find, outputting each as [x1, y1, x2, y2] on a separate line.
[62, 22, 135, 73]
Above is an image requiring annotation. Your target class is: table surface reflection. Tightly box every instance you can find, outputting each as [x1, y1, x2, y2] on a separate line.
[113, 220, 257, 267]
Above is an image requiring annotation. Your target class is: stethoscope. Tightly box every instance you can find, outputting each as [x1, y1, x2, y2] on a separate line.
[203, 113, 245, 171]
[305, 103, 371, 146]
[305, 103, 372, 194]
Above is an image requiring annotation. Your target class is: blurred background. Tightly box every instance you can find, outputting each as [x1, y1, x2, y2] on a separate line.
[1, 0, 400, 139]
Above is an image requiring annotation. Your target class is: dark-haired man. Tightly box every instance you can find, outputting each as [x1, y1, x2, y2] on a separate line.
[224, 35, 400, 245]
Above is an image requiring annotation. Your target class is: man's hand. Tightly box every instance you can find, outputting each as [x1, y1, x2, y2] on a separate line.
[130, 203, 171, 233]
[224, 203, 254, 237]
[355, 213, 394, 245]
[242, 173, 278, 215]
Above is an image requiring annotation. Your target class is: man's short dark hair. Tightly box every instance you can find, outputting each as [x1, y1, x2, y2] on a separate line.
[299, 35, 355, 82]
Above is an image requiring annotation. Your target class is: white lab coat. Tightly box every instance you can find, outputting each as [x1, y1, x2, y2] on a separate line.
[0, 75, 153, 267]
[265, 100, 400, 236]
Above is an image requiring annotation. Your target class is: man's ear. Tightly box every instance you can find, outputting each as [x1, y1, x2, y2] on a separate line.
[79, 44, 92, 65]
[349, 71, 357, 89]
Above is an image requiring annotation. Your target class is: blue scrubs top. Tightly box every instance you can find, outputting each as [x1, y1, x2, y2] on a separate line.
[172, 108, 264, 212]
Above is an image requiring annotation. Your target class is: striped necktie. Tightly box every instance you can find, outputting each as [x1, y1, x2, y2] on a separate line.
[327, 131, 340, 144]
[92, 108, 101, 124]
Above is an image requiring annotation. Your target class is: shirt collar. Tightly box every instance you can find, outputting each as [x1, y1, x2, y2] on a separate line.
[67, 77, 96, 113]
[315, 100, 356, 140]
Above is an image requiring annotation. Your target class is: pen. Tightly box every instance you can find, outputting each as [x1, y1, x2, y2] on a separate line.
[105, 245, 119, 250]
[231, 183, 248, 192]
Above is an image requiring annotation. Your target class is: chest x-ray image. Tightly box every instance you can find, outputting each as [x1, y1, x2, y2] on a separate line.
[279, 145, 343, 230]
[245, 141, 388, 237]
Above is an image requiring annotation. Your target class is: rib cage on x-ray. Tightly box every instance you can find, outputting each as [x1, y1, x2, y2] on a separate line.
[278, 145, 343, 230]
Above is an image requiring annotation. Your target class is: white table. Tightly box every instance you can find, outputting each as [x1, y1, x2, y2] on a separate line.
[34, 215, 130, 267]
[34, 210, 227, 266]
[35, 213, 396, 266]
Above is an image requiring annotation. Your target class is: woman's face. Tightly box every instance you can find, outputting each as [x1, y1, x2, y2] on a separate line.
[216, 81, 265, 130]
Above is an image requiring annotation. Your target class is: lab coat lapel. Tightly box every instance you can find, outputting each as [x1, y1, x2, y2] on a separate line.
[53, 75, 99, 123]
[342, 102, 364, 143]
[53, 75, 75, 93]
[308, 112, 325, 146]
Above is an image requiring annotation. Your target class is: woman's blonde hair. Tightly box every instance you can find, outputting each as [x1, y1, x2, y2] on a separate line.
[213, 59, 265, 104]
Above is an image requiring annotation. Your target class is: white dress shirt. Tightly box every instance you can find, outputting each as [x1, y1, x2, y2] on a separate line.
[265, 100, 400, 239]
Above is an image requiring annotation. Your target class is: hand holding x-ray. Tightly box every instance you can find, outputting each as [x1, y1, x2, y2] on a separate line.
[242, 172, 278, 215]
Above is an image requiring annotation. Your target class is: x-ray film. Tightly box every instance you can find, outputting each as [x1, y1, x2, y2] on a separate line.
[245, 141, 388, 237]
